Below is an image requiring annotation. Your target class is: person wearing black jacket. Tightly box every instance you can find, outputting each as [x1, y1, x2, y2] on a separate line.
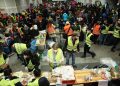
[82, 29, 96, 58]
[23, 50, 40, 72]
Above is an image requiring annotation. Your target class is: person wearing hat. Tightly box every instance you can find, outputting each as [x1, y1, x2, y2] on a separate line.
[82, 29, 96, 58]
[47, 42, 64, 69]
[66, 33, 79, 68]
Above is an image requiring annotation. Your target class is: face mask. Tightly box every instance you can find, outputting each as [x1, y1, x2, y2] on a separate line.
[53, 50, 57, 53]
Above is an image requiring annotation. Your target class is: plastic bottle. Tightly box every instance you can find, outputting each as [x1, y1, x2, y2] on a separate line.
[56, 77, 62, 86]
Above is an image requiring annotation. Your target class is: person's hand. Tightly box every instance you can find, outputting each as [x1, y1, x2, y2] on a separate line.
[21, 79, 28, 86]
[0, 64, 8, 69]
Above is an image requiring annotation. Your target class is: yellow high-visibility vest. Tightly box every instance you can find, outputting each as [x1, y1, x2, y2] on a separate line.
[0, 78, 20, 86]
[85, 33, 93, 47]
[14, 43, 27, 54]
[48, 48, 63, 68]
[28, 78, 39, 86]
[67, 36, 79, 51]
[0, 54, 5, 66]
[113, 29, 120, 38]
[101, 26, 109, 34]
[27, 60, 34, 70]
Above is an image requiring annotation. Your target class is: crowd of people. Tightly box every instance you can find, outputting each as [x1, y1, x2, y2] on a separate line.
[0, 0, 120, 85]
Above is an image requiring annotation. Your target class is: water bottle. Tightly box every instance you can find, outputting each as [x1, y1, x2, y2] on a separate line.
[56, 77, 62, 86]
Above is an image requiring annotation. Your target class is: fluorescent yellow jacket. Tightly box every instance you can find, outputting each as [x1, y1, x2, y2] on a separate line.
[14, 43, 27, 54]
[113, 29, 120, 38]
[101, 26, 109, 34]
[28, 78, 39, 86]
[67, 36, 79, 51]
[85, 33, 93, 47]
[48, 48, 63, 68]
[0, 54, 5, 66]
[0, 78, 19, 86]
[27, 60, 34, 70]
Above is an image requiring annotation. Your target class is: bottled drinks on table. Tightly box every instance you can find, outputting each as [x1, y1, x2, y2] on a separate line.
[56, 77, 62, 86]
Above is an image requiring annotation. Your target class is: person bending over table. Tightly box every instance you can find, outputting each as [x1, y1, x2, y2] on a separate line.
[22, 50, 40, 72]
[47, 42, 64, 69]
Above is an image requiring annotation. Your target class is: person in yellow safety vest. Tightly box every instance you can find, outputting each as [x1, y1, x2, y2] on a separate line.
[0, 49, 8, 72]
[12, 43, 28, 64]
[66, 33, 79, 68]
[47, 42, 64, 69]
[16, 69, 50, 86]
[23, 50, 40, 72]
[82, 29, 96, 58]
[99, 19, 109, 45]
[27, 69, 41, 86]
[111, 19, 120, 52]
[0, 66, 20, 86]
[11, 14, 16, 23]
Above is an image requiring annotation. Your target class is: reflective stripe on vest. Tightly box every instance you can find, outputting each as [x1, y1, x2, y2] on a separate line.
[101, 26, 109, 34]
[85, 33, 93, 47]
[14, 43, 27, 54]
[67, 36, 79, 51]
[48, 48, 62, 67]
[113, 29, 120, 38]
[27, 60, 34, 70]
[0, 54, 5, 66]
